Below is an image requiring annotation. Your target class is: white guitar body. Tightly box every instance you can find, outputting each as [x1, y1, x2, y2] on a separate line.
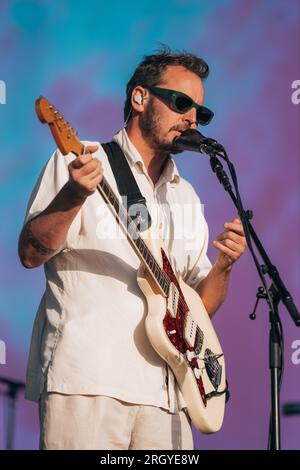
[137, 230, 227, 434]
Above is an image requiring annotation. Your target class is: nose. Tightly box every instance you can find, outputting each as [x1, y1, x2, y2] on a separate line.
[183, 107, 197, 128]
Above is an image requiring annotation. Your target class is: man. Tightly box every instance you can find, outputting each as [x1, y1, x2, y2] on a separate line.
[19, 48, 247, 450]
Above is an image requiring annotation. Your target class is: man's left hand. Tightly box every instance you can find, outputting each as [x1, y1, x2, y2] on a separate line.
[213, 218, 247, 271]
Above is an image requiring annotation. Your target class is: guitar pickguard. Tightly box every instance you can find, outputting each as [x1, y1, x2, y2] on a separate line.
[161, 248, 223, 406]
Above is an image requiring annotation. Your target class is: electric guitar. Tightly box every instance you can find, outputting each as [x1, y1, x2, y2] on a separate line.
[35, 96, 228, 433]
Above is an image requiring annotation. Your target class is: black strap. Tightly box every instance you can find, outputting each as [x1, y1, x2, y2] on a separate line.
[102, 141, 151, 232]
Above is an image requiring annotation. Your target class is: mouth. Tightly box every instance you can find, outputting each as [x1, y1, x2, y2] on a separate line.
[171, 126, 190, 135]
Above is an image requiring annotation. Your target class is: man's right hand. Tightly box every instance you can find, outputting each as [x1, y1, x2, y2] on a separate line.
[19, 145, 104, 268]
[68, 145, 103, 200]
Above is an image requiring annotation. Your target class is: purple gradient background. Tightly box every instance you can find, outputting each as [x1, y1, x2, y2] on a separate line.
[0, 0, 299, 449]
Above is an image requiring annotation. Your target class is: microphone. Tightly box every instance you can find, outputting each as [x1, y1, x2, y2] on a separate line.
[173, 129, 224, 155]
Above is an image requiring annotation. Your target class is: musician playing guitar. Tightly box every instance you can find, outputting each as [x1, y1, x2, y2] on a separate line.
[19, 48, 246, 450]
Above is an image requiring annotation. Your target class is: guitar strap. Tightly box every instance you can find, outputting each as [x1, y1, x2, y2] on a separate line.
[102, 141, 152, 232]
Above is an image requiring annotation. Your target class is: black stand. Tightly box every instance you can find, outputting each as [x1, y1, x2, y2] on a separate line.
[0, 377, 25, 450]
[173, 129, 300, 448]
[208, 152, 300, 450]
[283, 402, 300, 415]
[268, 285, 282, 450]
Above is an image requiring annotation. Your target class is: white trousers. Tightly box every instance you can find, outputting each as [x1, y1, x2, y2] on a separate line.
[39, 392, 194, 450]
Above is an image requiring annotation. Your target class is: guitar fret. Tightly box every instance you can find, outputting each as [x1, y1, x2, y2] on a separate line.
[160, 274, 166, 292]
[139, 239, 146, 256]
[135, 237, 141, 248]
[162, 276, 168, 295]
[152, 260, 157, 277]
[146, 252, 152, 268]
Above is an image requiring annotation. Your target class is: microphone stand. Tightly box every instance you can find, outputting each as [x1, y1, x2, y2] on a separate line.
[206, 149, 300, 450]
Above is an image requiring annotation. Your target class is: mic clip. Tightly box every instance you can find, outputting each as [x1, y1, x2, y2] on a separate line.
[200, 138, 224, 155]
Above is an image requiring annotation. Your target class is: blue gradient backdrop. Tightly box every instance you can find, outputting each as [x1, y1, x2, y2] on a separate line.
[0, 0, 299, 449]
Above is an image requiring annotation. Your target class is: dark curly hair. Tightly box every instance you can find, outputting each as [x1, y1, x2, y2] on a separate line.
[124, 46, 209, 122]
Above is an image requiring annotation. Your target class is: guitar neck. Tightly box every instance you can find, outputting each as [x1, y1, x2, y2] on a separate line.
[35, 97, 170, 297]
[97, 175, 169, 297]
[50, 134, 169, 296]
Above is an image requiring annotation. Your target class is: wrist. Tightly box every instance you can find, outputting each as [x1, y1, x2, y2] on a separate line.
[65, 181, 88, 206]
[213, 257, 233, 275]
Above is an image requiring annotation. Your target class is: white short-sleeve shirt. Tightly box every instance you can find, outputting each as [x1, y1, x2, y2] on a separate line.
[24, 128, 212, 412]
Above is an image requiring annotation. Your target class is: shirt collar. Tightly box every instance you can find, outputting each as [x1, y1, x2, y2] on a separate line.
[112, 128, 180, 185]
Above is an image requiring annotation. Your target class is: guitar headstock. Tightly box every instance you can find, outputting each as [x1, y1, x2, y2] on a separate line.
[35, 96, 83, 156]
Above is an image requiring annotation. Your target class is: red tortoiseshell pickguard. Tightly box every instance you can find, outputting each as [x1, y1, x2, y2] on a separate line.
[161, 248, 207, 406]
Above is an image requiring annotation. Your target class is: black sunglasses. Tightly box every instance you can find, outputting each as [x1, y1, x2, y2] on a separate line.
[146, 85, 214, 126]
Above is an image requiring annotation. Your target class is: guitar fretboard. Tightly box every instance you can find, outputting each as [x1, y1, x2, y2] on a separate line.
[98, 176, 170, 296]
[35, 97, 171, 297]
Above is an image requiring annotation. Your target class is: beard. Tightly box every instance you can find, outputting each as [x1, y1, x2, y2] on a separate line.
[139, 100, 184, 156]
